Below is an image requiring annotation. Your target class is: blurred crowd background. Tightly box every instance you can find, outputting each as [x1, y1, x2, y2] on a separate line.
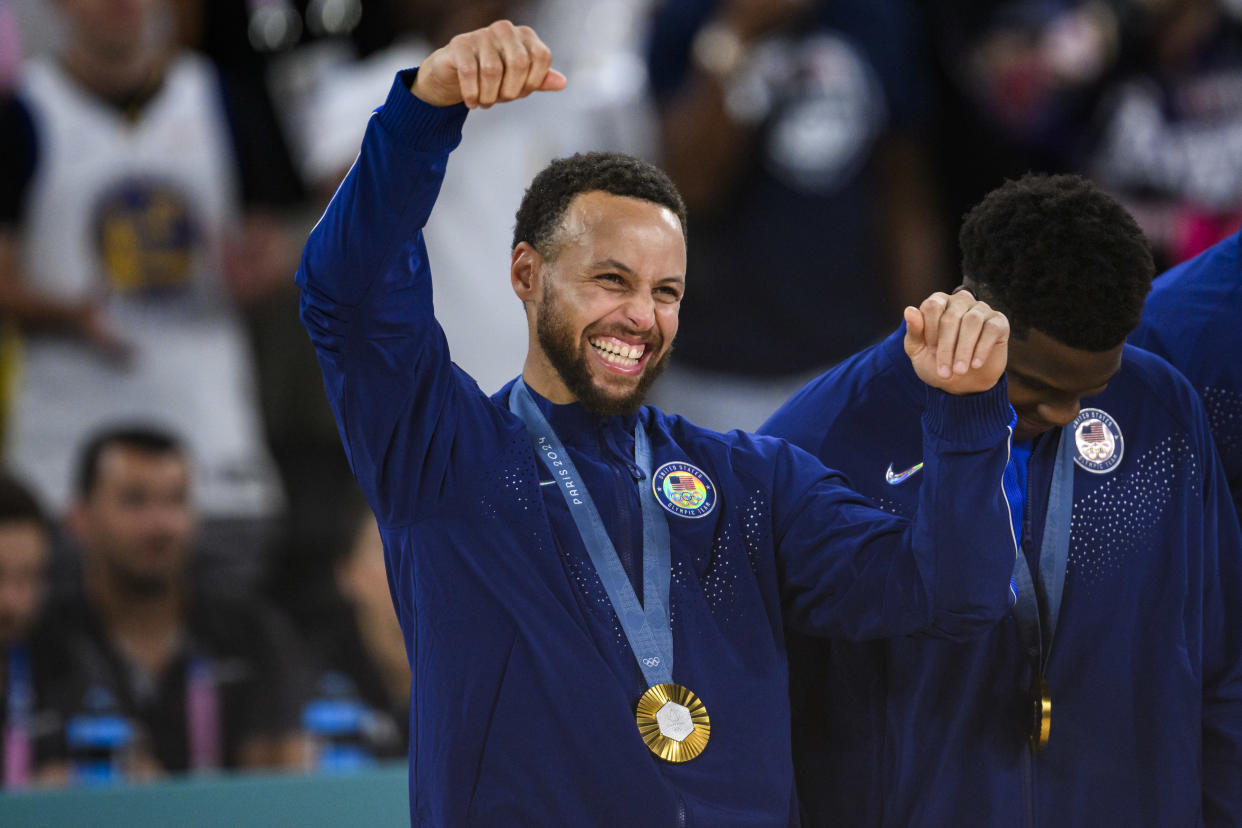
[0, 0, 1239, 788]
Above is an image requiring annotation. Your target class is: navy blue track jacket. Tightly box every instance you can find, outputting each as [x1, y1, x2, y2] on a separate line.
[761, 327, 1242, 827]
[1131, 229, 1242, 518]
[297, 72, 1019, 826]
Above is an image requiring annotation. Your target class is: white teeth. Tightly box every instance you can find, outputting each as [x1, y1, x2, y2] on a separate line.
[590, 338, 642, 367]
[590, 338, 644, 361]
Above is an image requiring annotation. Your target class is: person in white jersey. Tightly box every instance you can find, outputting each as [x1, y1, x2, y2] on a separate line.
[0, 0, 283, 587]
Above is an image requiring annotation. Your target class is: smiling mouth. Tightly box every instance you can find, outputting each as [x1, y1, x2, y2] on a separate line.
[589, 336, 648, 373]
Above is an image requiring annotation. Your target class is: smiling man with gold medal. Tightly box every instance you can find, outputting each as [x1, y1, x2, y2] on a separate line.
[298, 18, 1022, 824]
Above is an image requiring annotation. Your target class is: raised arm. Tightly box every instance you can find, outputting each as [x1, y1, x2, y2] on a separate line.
[295, 22, 564, 525]
[777, 291, 1019, 639]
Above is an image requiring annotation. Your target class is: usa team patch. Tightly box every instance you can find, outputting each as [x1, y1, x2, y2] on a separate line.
[1070, 407, 1123, 474]
[652, 462, 717, 519]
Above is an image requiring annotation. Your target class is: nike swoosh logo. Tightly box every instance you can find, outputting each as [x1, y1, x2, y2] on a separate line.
[885, 462, 924, 485]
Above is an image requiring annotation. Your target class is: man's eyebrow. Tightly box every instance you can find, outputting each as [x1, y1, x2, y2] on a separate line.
[590, 258, 636, 274]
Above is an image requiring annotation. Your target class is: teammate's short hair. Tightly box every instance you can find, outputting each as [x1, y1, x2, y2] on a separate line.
[75, 426, 185, 499]
[960, 173, 1154, 351]
[513, 152, 688, 257]
[0, 472, 48, 532]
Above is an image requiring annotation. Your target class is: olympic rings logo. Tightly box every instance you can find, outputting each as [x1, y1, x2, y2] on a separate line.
[642, 657, 662, 668]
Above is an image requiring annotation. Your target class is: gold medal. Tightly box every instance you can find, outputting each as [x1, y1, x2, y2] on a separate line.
[1030, 677, 1051, 752]
[635, 683, 710, 763]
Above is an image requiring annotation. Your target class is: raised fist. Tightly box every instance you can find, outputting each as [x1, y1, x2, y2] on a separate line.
[409, 20, 566, 109]
[904, 290, 1009, 395]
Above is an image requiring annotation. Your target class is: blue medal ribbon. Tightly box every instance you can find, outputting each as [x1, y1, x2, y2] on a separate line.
[509, 380, 675, 688]
[1012, 425, 1075, 673]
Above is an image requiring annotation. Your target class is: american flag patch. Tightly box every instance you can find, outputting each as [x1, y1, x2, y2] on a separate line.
[652, 461, 717, 518]
[1079, 421, 1107, 443]
[1071, 407, 1123, 474]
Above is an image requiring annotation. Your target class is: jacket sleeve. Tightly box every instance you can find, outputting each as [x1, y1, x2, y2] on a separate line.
[295, 70, 509, 530]
[772, 380, 1017, 640]
[1200, 426, 1242, 826]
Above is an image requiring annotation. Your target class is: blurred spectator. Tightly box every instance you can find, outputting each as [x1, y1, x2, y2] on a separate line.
[930, 1, 1120, 153]
[930, 0, 1242, 269]
[1085, 0, 1242, 267]
[646, 0, 947, 431]
[298, 513, 409, 770]
[154, 0, 354, 614]
[925, 0, 1120, 229]
[37, 426, 308, 777]
[0, 0, 286, 592]
[0, 471, 63, 788]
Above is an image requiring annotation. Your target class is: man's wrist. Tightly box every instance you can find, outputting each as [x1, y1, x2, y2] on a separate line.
[379, 69, 468, 151]
[922, 377, 1016, 448]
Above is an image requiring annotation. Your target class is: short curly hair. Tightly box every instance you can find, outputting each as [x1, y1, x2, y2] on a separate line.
[960, 173, 1153, 351]
[512, 152, 687, 257]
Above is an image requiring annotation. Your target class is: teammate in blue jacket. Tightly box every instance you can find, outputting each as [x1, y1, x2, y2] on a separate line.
[762, 174, 1242, 827]
[1131, 229, 1242, 518]
[297, 21, 1021, 826]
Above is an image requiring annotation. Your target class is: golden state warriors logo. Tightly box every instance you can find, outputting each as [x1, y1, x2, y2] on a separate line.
[652, 462, 717, 519]
[93, 177, 199, 298]
[1070, 408, 1123, 474]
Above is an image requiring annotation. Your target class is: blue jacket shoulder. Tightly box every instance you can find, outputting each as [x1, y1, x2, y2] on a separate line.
[760, 329, 915, 454]
[1116, 345, 1214, 450]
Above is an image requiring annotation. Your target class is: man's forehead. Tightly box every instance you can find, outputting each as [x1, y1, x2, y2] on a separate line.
[96, 446, 189, 487]
[558, 191, 683, 240]
[1008, 328, 1123, 387]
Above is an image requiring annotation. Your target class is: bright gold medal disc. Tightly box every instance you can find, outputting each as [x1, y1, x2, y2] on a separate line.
[1030, 677, 1051, 752]
[635, 683, 710, 763]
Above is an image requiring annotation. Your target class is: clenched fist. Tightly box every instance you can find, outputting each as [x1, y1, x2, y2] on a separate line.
[904, 291, 1009, 395]
[409, 20, 567, 109]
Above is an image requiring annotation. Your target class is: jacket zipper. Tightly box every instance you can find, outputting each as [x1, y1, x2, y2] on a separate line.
[600, 422, 644, 600]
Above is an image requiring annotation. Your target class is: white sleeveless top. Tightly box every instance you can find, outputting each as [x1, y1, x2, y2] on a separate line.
[9, 55, 282, 517]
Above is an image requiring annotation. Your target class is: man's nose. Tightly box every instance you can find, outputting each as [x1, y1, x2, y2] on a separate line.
[623, 292, 656, 330]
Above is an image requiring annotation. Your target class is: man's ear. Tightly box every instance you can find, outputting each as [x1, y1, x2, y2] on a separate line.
[511, 242, 543, 303]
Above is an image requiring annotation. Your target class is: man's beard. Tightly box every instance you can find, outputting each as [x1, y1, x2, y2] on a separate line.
[104, 551, 179, 599]
[536, 284, 670, 417]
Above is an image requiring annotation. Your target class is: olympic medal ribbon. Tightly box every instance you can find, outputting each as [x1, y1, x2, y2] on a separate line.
[509, 381, 675, 689]
[1012, 426, 1075, 751]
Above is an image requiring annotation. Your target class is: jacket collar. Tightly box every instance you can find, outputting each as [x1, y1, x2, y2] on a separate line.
[500, 377, 641, 450]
